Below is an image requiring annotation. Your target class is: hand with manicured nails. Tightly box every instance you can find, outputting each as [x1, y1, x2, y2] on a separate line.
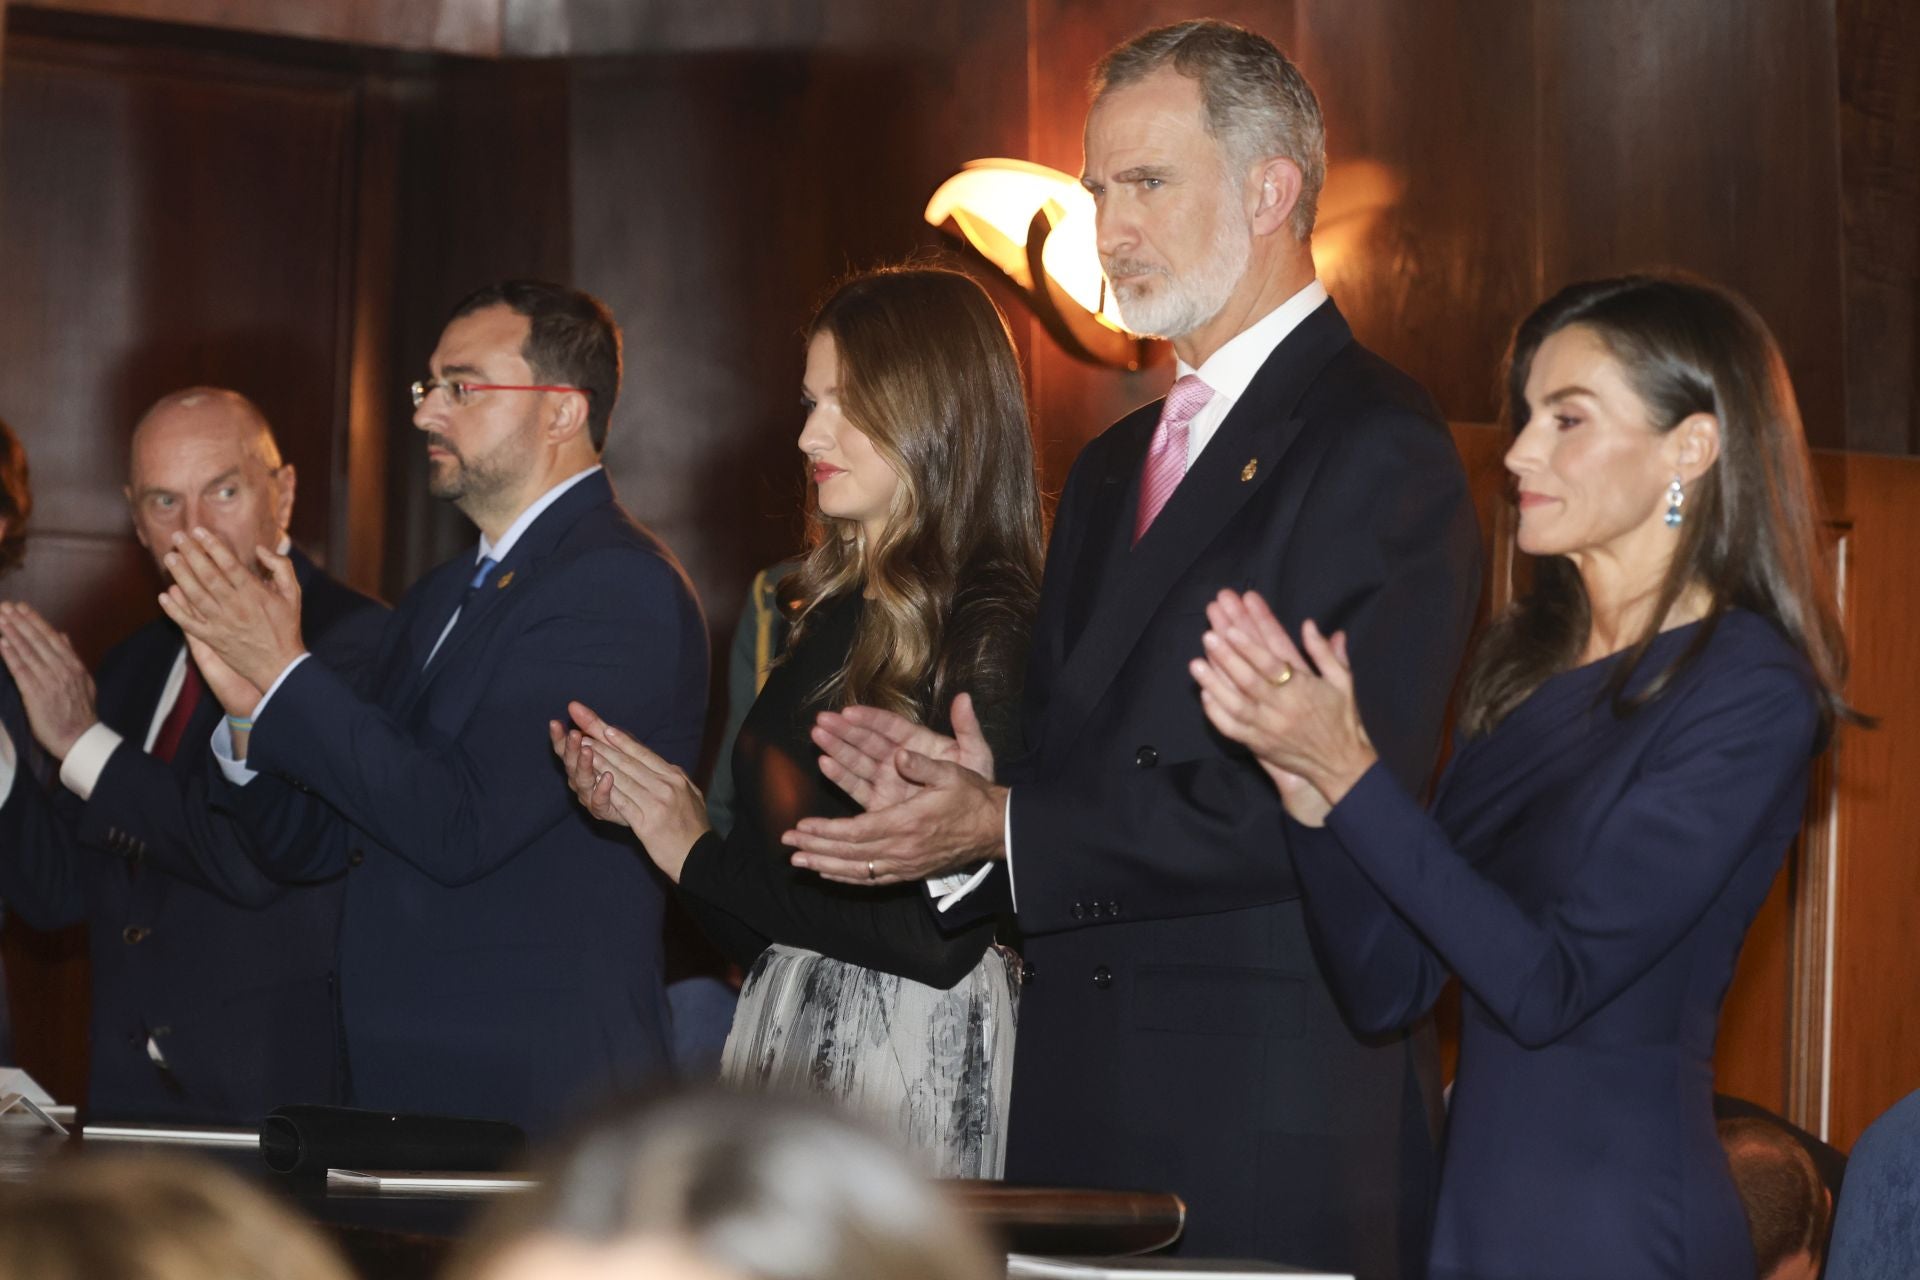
[782, 693, 1005, 886]
[1189, 589, 1378, 828]
[549, 700, 711, 882]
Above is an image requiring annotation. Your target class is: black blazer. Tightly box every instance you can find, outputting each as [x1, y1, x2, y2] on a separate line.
[986, 301, 1482, 1276]
[207, 472, 708, 1135]
[0, 549, 384, 1122]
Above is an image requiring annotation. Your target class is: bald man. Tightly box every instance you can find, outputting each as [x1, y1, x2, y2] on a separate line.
[0, 389, 385, 1122]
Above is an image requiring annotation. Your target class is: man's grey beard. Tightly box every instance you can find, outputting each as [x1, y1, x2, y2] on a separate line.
[1105, 202, 1252, 340]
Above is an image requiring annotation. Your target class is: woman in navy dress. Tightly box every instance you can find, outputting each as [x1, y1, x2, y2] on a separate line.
[1190, 275, 1859, 1280]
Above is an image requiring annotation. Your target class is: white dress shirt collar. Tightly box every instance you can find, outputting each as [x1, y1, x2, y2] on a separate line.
[1176, 279, 1330, 464]
[477, 465, 602, 566]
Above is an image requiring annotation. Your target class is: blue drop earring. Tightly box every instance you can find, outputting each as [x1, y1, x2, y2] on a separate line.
[1664, 476, 1685, 528]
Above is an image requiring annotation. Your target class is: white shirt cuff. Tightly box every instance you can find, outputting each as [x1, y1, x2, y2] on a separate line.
[59, 722, 124, 802]
[0, 719, 16, 805]
[210, 652, 311, 787]
[926, 788, 1018, 914]
[930, 862, 994, 913]
[210, 718, 258, 785]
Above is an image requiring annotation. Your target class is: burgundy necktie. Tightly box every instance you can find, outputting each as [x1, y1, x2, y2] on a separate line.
[1134, 374, 1215, 545]
[150, 659, 205, 764]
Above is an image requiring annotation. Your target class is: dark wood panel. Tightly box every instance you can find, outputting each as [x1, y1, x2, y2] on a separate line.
[0, 32, 361, 592]
[376, 56, 573, 599]
[1837, 0, 1920, 454]
[566, 15, 1031, 667]
[1292, 0, 1538, 424]
[1534, 0, 1848, 449]
[14, 0, 504, 55]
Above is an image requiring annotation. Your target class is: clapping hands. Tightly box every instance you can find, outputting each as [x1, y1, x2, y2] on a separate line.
[1189, 589, 1378, 827]
[550, 702, 711, 882]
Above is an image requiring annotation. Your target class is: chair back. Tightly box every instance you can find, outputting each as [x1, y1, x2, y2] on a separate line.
[1826, 1088, 1920, 1279]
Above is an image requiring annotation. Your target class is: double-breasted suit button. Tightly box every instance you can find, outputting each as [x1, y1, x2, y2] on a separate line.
[123, 925, 150, 945]
[1134, 745, 1158, 768]
[1020, 960, 1037, 983]
[1092, 965, 1113, 989]
[1071, 902, 1086, 920]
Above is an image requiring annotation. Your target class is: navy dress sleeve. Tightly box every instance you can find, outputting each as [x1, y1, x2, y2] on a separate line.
[1304, 647, 1819, 1048]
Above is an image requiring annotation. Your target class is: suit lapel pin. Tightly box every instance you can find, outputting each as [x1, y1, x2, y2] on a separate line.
[496, 571, 515, 589]
[1241, 458, 1258, 482]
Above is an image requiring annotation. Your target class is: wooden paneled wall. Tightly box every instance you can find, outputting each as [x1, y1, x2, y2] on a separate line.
[1838, 0, 1920, 455]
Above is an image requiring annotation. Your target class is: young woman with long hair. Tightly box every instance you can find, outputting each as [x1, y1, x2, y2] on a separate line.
[551, 265, 1043, 1177]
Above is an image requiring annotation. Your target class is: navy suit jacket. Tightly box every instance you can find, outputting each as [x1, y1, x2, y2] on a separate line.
[0, 549, 383, 1122]
[975, 301, 1483, 1276]
[207, 471, 707, 1134]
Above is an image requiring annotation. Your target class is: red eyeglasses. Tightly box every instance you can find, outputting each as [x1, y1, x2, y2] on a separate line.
[410, 379, 589, 409]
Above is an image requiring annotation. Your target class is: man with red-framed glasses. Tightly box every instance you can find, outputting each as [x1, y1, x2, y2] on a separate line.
[157, 280, 709, 1134]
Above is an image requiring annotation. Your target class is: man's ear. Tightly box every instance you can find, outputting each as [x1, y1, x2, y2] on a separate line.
[1249, 156, 1303, 238]
[274, 464, 298, 536]
[546, 390, 590, 446]
[1668, 412, 1722, 484]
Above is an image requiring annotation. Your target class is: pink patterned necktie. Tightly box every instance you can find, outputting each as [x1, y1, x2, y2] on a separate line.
[1133, 374, 1214, 545]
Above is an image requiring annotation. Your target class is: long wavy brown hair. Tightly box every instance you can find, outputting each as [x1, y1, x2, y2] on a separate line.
[783, 265, 1045, 727]
[1460, 273, 1858, 737]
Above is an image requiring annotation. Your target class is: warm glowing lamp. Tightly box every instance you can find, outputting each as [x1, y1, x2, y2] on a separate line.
[925, 158, 1151, 370]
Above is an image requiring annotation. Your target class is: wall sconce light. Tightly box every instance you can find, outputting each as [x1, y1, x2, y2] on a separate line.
[925, 158, 1153, 371]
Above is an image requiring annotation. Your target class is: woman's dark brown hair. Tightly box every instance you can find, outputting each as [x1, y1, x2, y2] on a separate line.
[785, 264, 1045, 727]
[1460, 273, 1855, 736]
[0, 415, 31, 575]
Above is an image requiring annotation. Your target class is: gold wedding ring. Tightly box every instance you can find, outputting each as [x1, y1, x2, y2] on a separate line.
[1269, 664, 1294, 688]
[867, 860, 877, 881]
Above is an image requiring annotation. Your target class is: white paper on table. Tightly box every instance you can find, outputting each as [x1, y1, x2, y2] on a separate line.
[0, 1067, 55, 1104]
[326, 1169, 538, 1195]
[1006, 1257, 1353, 1280]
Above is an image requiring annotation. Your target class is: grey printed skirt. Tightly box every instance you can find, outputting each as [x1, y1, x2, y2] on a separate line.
[719, 942, 1020, 1178]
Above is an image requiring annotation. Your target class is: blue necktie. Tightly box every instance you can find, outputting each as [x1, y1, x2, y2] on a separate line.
[466, 555, 500, 597]
[426, 556, 498, 668]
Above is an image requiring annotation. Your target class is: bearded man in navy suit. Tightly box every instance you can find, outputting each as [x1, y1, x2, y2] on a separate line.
[0, 389, 383, 1121]
[164, 281, 707, 1134]
[786, 22, 1483, 1277]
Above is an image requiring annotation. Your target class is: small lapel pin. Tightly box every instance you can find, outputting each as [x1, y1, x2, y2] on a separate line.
[496, 571, 515, 589]
[1241, 458, 1259, 482]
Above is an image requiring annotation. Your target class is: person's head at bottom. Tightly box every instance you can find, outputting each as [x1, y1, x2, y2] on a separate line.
[0, 1152, 351, 1280]
[461, 1090, 1000, 1280]
[1719, 1115, 1831, 1280]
